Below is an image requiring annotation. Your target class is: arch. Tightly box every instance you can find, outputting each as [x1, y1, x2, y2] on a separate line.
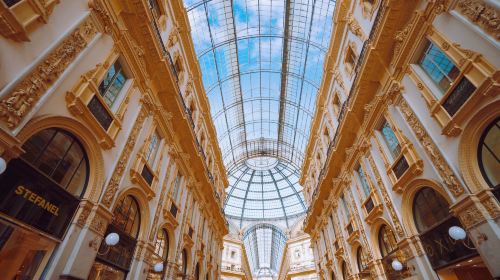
[113, 187, 151, 240]
[412, 187, 450, 233]
[401, 178, 452, 236]
[159, 223, 176, 263]
[17, 116, 105, 202]
[181, 248, 189, 276]
[194, 262, 200, 280]
[459, 100, 500, 193]
[368, 217, 396, 259]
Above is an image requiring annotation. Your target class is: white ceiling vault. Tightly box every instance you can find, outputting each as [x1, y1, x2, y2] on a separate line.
[182, 0, 336, 276]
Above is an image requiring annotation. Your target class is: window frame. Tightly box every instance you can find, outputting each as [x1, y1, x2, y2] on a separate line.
[477, 117, 500, 189]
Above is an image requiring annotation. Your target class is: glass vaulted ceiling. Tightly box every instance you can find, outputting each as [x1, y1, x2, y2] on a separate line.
[183, 0, 336, 222]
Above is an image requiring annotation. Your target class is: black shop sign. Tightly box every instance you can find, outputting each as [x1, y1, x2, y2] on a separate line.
[0, 159, 80, 239]
[419, 217, 477, 269]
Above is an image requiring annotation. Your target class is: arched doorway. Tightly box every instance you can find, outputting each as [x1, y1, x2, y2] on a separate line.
[195, 262, 200, 280]
[356, 246, 369, 277]
[88, 195, 141, 279]
[377, 224, 398, 279]
[413, 187, 492, 279]
[149, 228, 169, 279]
[478, 117, 499, 199]
[181, 248, 188, 277]
[0, 128, 89, 279]
[341, 261, 349, 280]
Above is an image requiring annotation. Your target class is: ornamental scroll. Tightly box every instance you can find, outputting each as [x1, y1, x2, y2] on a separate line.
[101, 107, 148, 207]
[0, 17, 98, 129]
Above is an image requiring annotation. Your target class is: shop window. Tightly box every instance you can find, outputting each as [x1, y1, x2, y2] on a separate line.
[181, 249, 188, 276]
[356, 247, 369, 275]
[478, 117, 500, 192]
[89, 195, 141, 279]
[341, 261, 349, 280]
[151, 229, 169, 276]
[378, 225, 397, 257]
[378, 225, 399, 279]
[21, 128, 89, 197]
[378, 120, 401, 160]
[412, 187, 479, 271]
[412, 188, 449, 233]
[195, 263, 200, 280]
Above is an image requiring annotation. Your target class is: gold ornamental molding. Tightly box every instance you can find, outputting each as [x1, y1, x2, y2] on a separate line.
[455, 0, 499, 40]
[101, 106, 148, 208]
[0, 16, 98, 129]
[397, 99, 465, 197]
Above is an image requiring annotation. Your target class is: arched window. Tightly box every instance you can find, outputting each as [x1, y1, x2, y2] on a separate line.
[182, 249, 188, 275]
[478, 117, 500, 191]
[378, 225, 397, 257]
[21, 128, 89, 197]
[113, 195, 141, 238]
[341, 261, 349, 280]
[154, 229, 169, 265]
[356, 247, 368, 273]
[195, 263, 200, 280]
[412, 187, 449, 233]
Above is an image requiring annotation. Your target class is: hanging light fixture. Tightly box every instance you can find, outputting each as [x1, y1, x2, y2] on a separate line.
[391, 260, 403, 271]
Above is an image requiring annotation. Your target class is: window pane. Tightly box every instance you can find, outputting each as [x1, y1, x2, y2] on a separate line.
[99, 61, 127, 107]
[442, 77, 476, 116]
[87, 96, 113, 130]
[22, 129, 56, 163]
[357, 166, 370, 197]
[145, 131, 160, 166]
[479, 119, 500, 188]
[65, 159, 88, 196]
[380, 121, 401, 159]
[413, 188, 449, 232]
[419, 41, 459, 95]
[54, 142, 85, 188]
[35, 132, 72, 177]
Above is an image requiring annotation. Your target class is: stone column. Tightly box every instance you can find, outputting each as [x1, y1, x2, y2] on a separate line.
[397, 235, 439, 280]
[451, 190, 500, 278]
[44, 201, 113, 279]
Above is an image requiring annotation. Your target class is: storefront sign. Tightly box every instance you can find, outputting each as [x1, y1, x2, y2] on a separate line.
[0, 159, 80, 239]
[420, 217, 477, 269]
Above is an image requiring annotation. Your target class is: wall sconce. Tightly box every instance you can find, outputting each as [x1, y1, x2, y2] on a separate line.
[0, 156, 6, 175]
[391, 258, 414, 277]
[153, 263, 164, 272]
[448, 226, 488, 248]
[89, 232, 120, 255]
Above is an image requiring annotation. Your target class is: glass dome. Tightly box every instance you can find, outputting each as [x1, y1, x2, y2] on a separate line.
[224, 157, 307, 221]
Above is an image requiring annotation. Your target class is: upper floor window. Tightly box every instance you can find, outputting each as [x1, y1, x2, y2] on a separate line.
[332, 93, 341, 117]
[113, 195, 140, 238]
[172, 173, 182, 202]
[99, 60, 127, 108]
[340, 194, 351, 220]
[378, 120, 401, 160]
[150, 0, 162, 18]
[21, 128, 89, 197]
[145, 130, 161, 167]
[3, 0, 21, 7]
[356, 165, 371, 197]
[478, 117, 500, 191]
[418, 40, 476, 116]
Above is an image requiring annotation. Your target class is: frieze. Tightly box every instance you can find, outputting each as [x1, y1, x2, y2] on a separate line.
[0, 17, 98, 129]
[367, 155, 405, 238]
[397, 99, 465, 197]
[456, 0, 499, 40]
[101, 107, 148, 207]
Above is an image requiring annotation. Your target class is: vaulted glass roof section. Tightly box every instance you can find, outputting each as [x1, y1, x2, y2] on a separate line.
[183, 0, 336, 221]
